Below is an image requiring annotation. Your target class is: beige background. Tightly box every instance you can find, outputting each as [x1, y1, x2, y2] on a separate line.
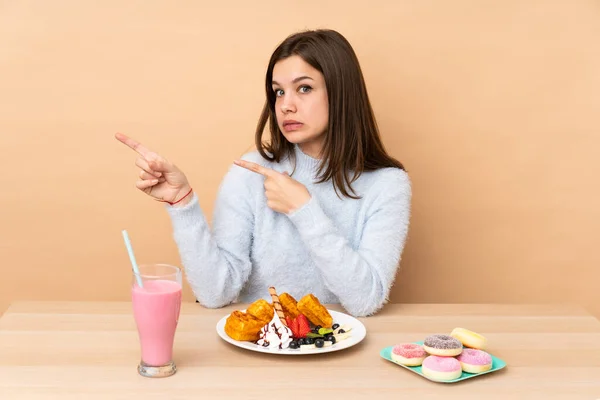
[1, 1, 599, 317]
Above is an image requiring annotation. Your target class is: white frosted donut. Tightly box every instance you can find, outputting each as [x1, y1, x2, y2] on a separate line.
[450, 327, 487, 350]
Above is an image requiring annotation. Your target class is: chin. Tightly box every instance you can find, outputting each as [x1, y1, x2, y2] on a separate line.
[281, 132, 309, 145]
[280, 127, 325, 148]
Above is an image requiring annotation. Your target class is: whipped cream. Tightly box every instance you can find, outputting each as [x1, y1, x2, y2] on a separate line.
[257, 312, 293, 349]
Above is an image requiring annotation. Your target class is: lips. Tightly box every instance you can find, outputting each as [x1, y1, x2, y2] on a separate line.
[282, 120, 303, 132]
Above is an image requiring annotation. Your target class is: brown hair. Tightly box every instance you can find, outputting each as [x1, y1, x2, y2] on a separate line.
[255, 29, 405, 199]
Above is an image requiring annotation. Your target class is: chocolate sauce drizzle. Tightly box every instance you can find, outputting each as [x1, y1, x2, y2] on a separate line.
[257, 322, 288, 349]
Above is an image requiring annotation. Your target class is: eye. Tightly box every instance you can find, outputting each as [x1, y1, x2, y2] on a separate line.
[299, 85, 312, 94]
[274, 89, 284, 97]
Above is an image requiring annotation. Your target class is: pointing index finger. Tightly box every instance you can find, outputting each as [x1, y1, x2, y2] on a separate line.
[115, 132, 152, 158]
[233, 159, 276, 177]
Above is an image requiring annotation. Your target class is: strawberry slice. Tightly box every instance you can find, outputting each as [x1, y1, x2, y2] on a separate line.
[287, 316, 300, 338]
[296, 314, 311, 338]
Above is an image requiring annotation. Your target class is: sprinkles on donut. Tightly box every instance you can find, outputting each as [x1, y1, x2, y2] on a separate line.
[423, 334, 463, 357]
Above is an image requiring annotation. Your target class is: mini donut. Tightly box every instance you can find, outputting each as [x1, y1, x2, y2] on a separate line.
[450, 327, 487, 350]
[423, 334, 463, 357]
[391, 343, 427, 366]
[456, 348, 492, 373]
[421, 355, 462, 381]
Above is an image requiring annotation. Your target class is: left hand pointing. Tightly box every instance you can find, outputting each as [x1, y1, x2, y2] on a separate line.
[233, 159, 311, 214]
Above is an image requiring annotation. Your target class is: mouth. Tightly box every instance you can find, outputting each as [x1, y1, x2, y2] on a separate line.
[282, 120, 304, 132]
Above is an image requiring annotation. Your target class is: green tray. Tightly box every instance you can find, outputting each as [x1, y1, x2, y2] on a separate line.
[380, 341, 507, 383]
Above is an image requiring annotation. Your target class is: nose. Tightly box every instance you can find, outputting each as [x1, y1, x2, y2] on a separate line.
[280, 94, 297, 114]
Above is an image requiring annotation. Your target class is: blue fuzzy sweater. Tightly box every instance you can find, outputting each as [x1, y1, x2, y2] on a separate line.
[166, 145, 411, 316]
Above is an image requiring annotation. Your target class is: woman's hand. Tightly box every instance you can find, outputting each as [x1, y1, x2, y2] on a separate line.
[116, 132, 193, 206]
[233, 159, 311, 214]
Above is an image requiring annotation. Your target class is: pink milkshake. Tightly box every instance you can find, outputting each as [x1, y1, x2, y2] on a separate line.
[131, 264, 182, 378]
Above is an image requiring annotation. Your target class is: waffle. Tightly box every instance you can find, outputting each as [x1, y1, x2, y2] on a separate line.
[224, 299, 274, 341]
[279, 292, 301, 319]
[297, 294, 333, 328]
[246, 299, 274, 323]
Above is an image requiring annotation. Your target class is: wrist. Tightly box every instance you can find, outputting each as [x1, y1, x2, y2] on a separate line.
[169, 186, 194, 207]
[290, 193, 312, 214]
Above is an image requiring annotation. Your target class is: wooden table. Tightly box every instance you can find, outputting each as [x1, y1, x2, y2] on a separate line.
[1, 302, 599, 399]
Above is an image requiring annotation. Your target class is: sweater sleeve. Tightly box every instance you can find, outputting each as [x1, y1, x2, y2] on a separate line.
[165, 162, 255, 308]
[286, 169, 412, 317]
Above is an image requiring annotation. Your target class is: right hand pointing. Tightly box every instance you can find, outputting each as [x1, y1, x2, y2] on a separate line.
[115, 132, 193, 206]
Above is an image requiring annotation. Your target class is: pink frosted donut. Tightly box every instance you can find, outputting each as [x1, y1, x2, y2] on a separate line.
[391, 343, 427, 366]
[456, 348, 493, 373]
[421, 355, 462, 381]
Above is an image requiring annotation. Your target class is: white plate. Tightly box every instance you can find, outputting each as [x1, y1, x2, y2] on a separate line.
[216, 309, 367, 355]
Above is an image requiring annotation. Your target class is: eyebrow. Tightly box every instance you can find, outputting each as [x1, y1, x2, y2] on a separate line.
[271, 76, 314, 86]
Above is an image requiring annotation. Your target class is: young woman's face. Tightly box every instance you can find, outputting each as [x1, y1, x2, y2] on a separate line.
[272, 55, 329, 158]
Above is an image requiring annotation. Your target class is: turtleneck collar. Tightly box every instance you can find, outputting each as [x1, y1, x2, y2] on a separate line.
[290, 144, 323, 180]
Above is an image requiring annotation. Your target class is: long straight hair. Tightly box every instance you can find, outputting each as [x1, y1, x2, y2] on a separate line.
[255, 29, 405, 199]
